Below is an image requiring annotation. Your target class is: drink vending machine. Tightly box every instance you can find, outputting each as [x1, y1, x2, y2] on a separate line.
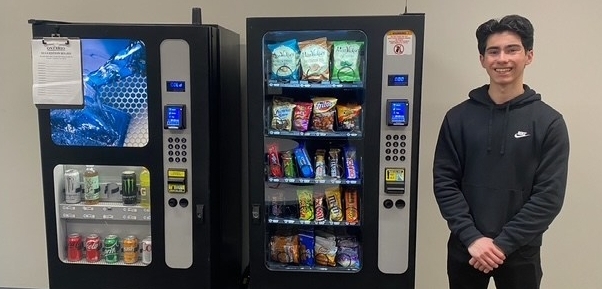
[246, 14, 425, 289]
[30, 9, 243, 289]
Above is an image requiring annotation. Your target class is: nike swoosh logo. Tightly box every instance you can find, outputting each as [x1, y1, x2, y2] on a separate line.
[514, 131, 530, 138]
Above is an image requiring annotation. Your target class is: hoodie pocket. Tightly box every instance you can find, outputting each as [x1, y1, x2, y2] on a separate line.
[462, 183, 527, 237]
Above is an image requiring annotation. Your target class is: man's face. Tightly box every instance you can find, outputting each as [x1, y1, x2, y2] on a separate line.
[480, 31, 533, 87]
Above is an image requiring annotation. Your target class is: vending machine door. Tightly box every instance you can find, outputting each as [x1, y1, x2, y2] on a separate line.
[247, 14, 424, 289]
[31, 21, 242, 289]
[261, 29, 367, 273]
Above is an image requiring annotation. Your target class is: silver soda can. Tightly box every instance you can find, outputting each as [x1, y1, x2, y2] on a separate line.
[64, 169, 81, 204]
[142, 236, 152, 264]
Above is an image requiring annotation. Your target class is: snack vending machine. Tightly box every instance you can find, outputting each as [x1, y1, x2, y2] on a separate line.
[246, 14, 424, 289]
[30, 12, 243, 289]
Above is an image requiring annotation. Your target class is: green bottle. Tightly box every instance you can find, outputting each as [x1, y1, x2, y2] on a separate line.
[139, 168, 151, 208]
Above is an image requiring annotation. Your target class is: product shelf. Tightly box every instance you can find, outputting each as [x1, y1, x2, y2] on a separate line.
[59, 202, 151, 221]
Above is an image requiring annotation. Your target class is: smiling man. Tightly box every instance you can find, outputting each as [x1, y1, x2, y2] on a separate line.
[432, 15, 570, 289]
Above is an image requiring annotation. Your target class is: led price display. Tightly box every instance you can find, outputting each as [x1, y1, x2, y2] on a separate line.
[166, 81, 186, 92]
[386, 99, 409, 126]
[164, 105, 186, 129]
[387, 74, 409, 86]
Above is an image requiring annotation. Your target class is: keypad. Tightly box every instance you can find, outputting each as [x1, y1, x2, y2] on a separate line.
[384, 134, 407, 160]
[167, 137, 189, 163]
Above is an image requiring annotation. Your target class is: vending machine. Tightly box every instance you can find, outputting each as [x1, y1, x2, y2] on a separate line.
[30, 10, 243, 289]
[246, 14, 424, 289]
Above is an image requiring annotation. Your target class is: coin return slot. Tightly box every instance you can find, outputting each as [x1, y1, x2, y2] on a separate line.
[395, 199, 405, 209]
[383, 199, 393, 209]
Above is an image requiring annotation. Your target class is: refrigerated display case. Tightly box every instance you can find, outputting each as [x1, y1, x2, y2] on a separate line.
[30, 10, 243, 289]
[247, 14, 424, 288]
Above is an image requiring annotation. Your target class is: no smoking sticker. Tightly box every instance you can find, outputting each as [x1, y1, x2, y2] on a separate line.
[386, 30, 413, 56]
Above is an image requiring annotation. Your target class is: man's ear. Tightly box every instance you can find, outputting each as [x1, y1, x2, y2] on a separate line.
[479, 54, 485, 68]
[526, 49, 534, 66]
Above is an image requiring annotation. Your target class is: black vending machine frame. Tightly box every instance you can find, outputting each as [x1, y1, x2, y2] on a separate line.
[247, 14, 424, 289]
[31, 19, 242, 289]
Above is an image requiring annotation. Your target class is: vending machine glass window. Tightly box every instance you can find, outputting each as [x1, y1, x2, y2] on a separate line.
[262, 30, 366, 272]
[55, 164, 152, 266]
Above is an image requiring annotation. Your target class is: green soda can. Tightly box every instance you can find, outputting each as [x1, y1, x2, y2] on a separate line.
[103, 235, 120, 263]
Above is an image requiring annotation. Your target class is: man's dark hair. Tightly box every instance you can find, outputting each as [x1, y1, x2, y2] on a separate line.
[476, 14, 534, 55]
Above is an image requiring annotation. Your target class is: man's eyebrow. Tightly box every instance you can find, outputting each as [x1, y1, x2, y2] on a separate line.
[505, 44, 522, 49]
[486, 44, 522, 50]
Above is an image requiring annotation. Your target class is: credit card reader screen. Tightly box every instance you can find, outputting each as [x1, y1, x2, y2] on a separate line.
[386, 99, 409, 126]
[164, 105, 186, 130]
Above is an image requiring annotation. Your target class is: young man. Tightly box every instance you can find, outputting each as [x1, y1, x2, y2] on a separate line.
[433, 15, 570, 289]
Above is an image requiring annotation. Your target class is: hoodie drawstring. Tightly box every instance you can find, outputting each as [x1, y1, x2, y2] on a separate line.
[487, 106, 494, 153]
[500, 104, 510, 155]
[487, 105, 510, 155]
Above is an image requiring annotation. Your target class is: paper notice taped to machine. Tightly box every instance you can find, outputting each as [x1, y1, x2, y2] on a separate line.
[31, 37, 84, 108]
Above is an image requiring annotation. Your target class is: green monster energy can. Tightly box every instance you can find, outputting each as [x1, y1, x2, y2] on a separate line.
[103, 235, 120, 263]
[121, 171, 138, 205]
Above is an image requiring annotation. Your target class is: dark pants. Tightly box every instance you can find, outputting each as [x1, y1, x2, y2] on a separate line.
[447, 234, 543, 289]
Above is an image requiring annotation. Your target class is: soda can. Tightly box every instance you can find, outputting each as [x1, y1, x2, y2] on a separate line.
[64, 169, 81, 204]
[142, 236, 152, 264]
[103, 235, 120, 263]
[121, 171, 138, 205]
[123, 235, 139, 264]
[85, 234, 101, 262]
[67, 233, 83, 262]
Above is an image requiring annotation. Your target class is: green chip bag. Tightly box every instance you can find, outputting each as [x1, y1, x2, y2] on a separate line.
[332, 41, 364, 82]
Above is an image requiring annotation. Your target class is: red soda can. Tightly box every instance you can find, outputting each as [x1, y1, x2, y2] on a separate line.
[67, 233, 83, 262]
[85, 234, 101, 262]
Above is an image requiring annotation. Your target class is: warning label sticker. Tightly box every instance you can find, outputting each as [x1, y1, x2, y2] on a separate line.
[386, 30, 414, 56]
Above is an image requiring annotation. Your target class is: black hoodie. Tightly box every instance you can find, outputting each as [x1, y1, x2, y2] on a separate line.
[433, 84, 570, 256]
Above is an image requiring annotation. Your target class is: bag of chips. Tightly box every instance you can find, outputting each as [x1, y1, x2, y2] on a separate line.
[299, 37, 331, 82]
[268, 39, 300, 82]
[331, 41, 364, 82]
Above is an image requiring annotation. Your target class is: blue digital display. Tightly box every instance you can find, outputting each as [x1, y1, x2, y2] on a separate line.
[387, 74, 409, 86]
[166, 81, 186, 92]
[386, 99, 409, 126]
[164, 105, 186, 129]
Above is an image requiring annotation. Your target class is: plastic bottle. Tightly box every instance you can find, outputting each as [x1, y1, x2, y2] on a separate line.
[139, 168, 151, 208]
[83, 165, 100, 205]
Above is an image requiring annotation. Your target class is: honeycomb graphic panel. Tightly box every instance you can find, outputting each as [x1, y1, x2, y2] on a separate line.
[49, 39, 148, 147]
[99, 75, 149, 147]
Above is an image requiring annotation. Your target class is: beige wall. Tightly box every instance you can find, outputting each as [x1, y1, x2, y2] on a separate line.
[0, 0, 599, 288]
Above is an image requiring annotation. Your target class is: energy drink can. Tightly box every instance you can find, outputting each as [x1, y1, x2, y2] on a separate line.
[121, 171, 137, 205]
[64, 169, 81, 204]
